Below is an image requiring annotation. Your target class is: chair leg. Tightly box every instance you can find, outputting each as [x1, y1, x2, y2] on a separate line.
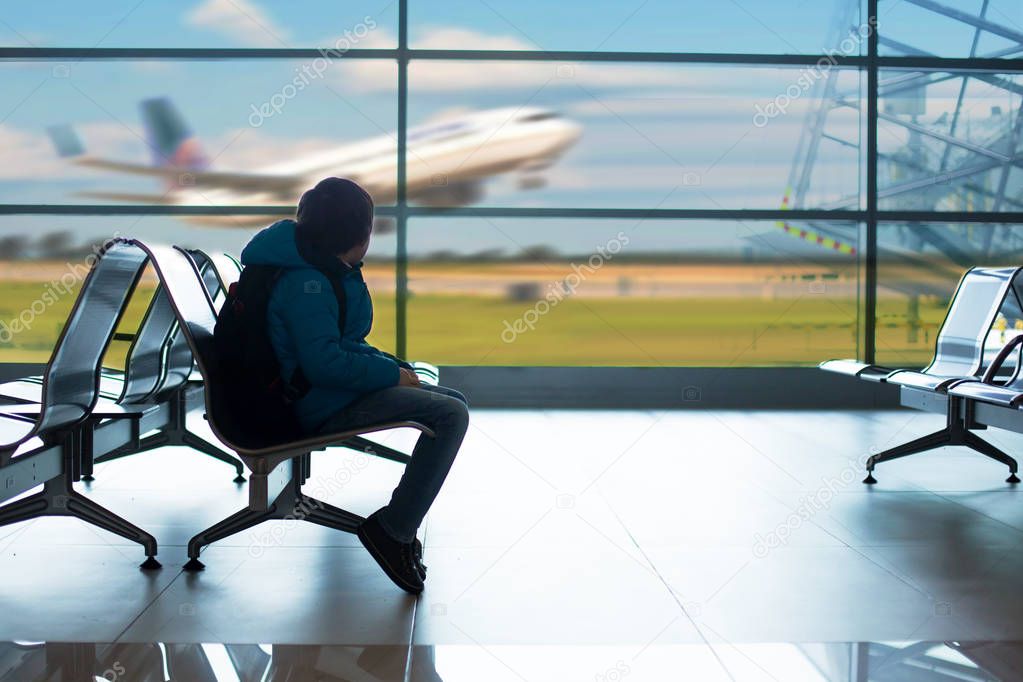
[963, 431, 1021, 483]
[298, 495, 364, 533]
[94, 432, 170, 465]
[64, 490, 161, 568]
[92, 430, 244, 482]
[181, 431, 246, 482]
[0, 477, 160, 569]
[184, 506, 275, 571]
[0, 491, 48, 527]
[184, 467, 368, 570]
[341, 435, 412, 464]
[864, 427, 954, 483]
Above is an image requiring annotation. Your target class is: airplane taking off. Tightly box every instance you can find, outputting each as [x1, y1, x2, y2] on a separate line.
[47, 97, 582, 230]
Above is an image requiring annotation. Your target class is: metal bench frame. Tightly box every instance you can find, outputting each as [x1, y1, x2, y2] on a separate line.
[944, 332, 1023, 480]
[821, 266, 1023, 483]
[0, 250, 247, 482]
[87, 250, 245, 481]
[0, 240, 162, 568]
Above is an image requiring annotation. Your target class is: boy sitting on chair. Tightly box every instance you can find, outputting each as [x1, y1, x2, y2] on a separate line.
[240, 177, 469, 594]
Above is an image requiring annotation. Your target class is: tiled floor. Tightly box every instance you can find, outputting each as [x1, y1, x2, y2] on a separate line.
[1, 408, 1022, 680]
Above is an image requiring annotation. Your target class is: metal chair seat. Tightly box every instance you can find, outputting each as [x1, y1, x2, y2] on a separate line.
[817, 359, 893, 382]
[947, 380, 1023, 409]
[885, 370, 962, 393]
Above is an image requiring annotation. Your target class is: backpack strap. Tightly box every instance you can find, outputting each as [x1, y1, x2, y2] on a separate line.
[319, 266, 348, 337]
[283, 264, 348, 400]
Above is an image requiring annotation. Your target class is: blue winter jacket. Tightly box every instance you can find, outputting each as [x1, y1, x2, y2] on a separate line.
[240, 219, 402, 432]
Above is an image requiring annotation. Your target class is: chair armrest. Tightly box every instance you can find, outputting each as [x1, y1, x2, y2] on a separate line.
[411, 361, 439, 386]
[982, 334, 1023, 384]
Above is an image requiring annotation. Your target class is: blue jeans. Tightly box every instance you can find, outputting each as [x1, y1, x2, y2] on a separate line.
[319, 384, 469, 542]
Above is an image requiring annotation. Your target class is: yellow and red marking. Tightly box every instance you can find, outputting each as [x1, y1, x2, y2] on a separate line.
[776, 188, 857, 256]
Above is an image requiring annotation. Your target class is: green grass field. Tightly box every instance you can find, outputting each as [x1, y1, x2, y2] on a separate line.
[379, 293, 941, 367]
[0, 274, 944, 368]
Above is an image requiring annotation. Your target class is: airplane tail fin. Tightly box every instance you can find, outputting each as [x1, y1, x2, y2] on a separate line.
[46, 124, 86, 158]
[140, 97, 209, 169]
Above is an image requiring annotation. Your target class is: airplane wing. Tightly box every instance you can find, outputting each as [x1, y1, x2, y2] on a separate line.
[47, 120, 301, 195]
[73, 157, 301, 193]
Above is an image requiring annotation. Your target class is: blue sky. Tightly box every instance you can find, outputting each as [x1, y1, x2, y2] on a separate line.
[0, 0, 1018, 257]
[3, 0, 1018, 54]
[1, 0, 852, 52]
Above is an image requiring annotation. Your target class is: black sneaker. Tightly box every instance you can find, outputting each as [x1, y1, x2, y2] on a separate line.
[413, 538, 428, 580]
[358, 514, 424, 594]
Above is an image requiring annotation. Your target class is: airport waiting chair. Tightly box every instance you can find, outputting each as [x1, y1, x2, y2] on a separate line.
[0, 252, 214, 405]
[942, 332, 1023, 482]
[0, 251, 247, 482]
[85, 250, 246, 482]
[821, 267, 1022, 386]
[821, 266, 1023, 483]
[0, 240, 161, 568]
[133, 240, 435, 570]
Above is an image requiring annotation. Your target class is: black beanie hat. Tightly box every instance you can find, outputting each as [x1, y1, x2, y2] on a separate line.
[295, 177, 374, 264]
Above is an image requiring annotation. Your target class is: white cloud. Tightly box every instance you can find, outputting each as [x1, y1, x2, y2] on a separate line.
[0, 121, 142, 180]
[185, 0, 289, 48]
[334, 26, 723, 93]
[0, 125, 67, 180]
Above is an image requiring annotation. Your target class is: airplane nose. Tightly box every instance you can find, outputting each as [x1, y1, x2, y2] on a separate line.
[557, 120, 583, 149]
[565, 120, 582, 143]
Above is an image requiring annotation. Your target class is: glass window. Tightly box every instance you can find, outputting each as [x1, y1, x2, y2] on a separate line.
[876, 223, 1023, 368]
[0, 214, 399, 364]
[2, 1, 1021, 372]
[407, 63, 862, 210]
[0, 1, 396, 48]
[0, 217, 151, 363]
[879, 0, 1023, 59]
[405, 218, 862, 366]
[411, 0, 866, 55]
[0, 60, 396, 207]
[877, 70, 1023, 213]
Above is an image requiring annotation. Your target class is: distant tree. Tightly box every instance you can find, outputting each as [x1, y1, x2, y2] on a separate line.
[36, 231, 75, 259]
[468, 248, 506, 262]
[519, 244, 559, 262]
[0, 235, 29, 260]
[424, 249, 459, 262]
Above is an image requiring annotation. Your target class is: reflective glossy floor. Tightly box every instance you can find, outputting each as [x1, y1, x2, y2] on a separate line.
[2, 640, 1020, 681]
[1, 409, 1022, 681]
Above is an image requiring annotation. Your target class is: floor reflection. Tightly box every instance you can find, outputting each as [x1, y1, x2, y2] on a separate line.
[0, 640, 1017, 681]
[0, 642, 436, 682]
